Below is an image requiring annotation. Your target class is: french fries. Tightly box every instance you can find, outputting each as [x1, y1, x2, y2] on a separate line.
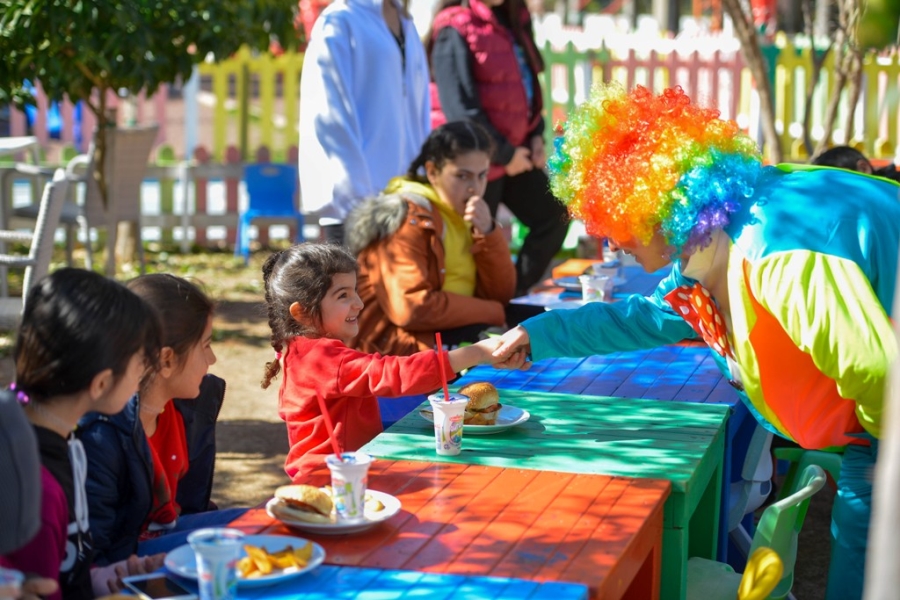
[236, 542, 313, 578]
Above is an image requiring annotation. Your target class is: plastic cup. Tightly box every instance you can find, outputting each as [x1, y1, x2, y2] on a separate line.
[591, 263, 621, 280]
[602, 246, 620, 264]
[325, 451, 373, 523]
[187, 528, 245, 600]
[579, 274, 614, 302]
[0, 568, 24, 600]
[427, 392, 468, 456]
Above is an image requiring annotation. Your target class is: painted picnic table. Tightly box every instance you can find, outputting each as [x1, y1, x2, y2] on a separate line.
[227, 459, 670, 600]
[453, 345, 758, 571]
[164, 563, 589, 599]
[361, 390, 727, 600]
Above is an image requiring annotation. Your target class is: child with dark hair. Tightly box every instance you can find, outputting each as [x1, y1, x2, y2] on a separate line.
[811, 145, 900, 181]
[78, 274, 243, 564]
[346, 121, 516, 356]
[260, 242, 513, 480]
[1, 268, 164, 599]
[428, 0, 570, 295]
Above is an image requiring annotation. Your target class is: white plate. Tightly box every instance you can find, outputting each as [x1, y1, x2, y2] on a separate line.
[419, 404, 531, 435]
[554, 275, 626, 291]
[265, 489, 401, 535]
[545, 300, 587, 310]
[164, 534, 325, 586]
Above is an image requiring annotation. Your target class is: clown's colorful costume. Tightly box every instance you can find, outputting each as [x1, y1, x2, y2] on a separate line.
[521, 84, 900, 600]
[529, 164, 899, 449]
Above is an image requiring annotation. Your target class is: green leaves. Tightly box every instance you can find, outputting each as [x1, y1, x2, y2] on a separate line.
[859, 0, 900, 49]
[0, 0, 301, 110]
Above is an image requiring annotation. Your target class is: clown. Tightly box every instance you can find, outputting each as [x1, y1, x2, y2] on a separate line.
[493, 83, 900, 599]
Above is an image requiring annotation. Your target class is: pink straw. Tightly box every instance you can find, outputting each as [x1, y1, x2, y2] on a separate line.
[315, 394, 344, 461]
[435, 332, 451, 402]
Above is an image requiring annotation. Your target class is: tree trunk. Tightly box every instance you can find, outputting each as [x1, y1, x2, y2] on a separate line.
[721, 0, 784, 163]
[116, 221, 138, 266]
[801, 0, 832, 157]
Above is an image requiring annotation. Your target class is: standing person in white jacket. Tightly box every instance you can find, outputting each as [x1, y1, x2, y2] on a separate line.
[298, 0, 431, 245]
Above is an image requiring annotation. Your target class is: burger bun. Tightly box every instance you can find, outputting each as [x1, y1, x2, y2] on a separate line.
[459, 382, 502, 425]
[272, 484, 334, 524]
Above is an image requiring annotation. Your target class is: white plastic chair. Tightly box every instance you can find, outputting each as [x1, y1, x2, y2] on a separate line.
[66, 125, 158, 275]
[0, 169, 70, 327]
[686, 464, 827, 600]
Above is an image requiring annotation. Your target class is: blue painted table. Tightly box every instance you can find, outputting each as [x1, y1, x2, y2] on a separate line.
[166, 564, 589, 599]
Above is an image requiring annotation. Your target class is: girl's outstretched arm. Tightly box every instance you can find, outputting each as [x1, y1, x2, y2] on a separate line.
[447, 338, 511, 373]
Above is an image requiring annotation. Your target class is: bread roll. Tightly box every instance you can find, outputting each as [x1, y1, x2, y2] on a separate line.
[272, 484, 334, 524]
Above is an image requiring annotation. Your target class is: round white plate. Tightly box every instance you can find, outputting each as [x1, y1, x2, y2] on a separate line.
[545, 300, 587, 311]
[265, 489, 401, 535]
[164, 534, 325, 586]
[553, 275, 626, 291]
[419, 404, 530, 435]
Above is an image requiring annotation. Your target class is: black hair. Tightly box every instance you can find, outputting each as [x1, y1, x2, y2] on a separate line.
[260, 243, 358, 388]
[811, 146, 873, 172]
[14, 268, 161, 404]
[126, 273, 214, 375]
[406, 120, 495, 183]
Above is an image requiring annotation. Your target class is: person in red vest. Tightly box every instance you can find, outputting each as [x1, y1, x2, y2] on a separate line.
[427, 0, 569, 297]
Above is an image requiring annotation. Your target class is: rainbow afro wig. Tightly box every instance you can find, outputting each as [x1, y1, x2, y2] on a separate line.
[548, 84, 762, 254]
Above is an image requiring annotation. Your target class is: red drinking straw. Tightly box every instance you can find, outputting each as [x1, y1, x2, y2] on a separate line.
[315, 394, 344, 461]
[434, 332, 451, 401]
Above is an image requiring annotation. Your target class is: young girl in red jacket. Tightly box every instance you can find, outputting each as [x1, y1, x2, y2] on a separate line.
[260, 242, 512, 481]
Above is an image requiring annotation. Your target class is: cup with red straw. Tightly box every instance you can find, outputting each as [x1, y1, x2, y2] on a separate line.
[427, 333, 468, 455]
[434, 332, 451, 401]
[318, 395, 374, 522]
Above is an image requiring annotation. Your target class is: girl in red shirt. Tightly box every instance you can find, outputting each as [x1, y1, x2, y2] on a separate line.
[261, 243, 516, 480]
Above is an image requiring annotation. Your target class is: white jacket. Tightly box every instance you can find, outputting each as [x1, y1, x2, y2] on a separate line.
[298, 0, 431, 221]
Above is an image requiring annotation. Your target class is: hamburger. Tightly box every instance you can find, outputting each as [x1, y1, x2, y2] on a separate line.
[459, 382, 502, 426]
[270, 484, 334, 524]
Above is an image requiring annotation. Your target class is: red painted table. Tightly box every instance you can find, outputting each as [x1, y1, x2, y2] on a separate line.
[228, 459, 671, 600]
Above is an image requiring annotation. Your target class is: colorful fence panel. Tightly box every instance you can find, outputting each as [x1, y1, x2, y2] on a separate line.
[4, 35, 900, 248]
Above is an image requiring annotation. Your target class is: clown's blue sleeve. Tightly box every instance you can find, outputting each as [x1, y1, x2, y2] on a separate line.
[523, 268, 698, 360]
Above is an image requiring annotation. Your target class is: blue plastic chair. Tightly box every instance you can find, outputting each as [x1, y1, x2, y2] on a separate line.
[236, 163, 303, 262]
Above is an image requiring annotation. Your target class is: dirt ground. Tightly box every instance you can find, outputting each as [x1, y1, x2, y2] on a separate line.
[0, 247, 832, 598]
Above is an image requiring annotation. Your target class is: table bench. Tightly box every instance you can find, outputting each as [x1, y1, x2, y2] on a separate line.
[165, 563, 589, 599]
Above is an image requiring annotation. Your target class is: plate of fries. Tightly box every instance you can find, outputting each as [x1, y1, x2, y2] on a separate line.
[266, 488, 401, 535]
[164, 534, 325, 586]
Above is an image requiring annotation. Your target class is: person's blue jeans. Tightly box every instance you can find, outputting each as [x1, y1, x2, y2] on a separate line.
[137, 508, 247, 556]
[826, 434, 878, 600]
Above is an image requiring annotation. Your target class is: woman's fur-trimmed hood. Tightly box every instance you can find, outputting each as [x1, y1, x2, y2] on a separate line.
[345, 193, 432, 255]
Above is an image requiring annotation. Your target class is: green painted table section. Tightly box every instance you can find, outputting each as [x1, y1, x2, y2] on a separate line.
[361, 389, 729, 600]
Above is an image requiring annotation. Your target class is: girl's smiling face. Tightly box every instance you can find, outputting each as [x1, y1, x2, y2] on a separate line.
[426, 150, 491, 215]
[319, 272, 365, 344]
